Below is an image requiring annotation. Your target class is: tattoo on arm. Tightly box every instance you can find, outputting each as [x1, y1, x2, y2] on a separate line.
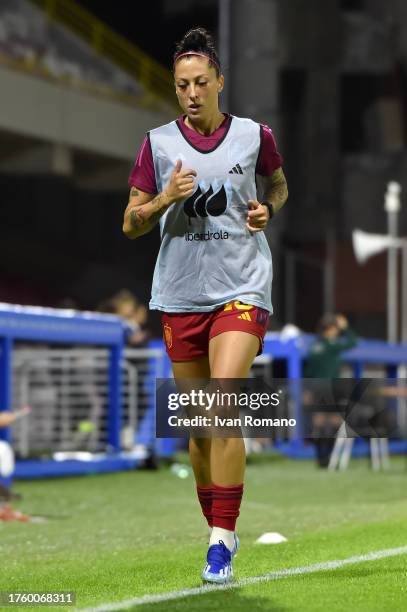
[128, 192, 168, 234]
[129, 207, 144, 229]
[130, 187, 139, 198]
[149, 209, 166, 225]
[265, 168, 288, 214]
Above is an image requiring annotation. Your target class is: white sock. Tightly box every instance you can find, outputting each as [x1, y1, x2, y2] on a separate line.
[209, 526, 235, 552]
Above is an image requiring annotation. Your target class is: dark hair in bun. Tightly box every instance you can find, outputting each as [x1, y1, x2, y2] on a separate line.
[174, 27, 221, 76]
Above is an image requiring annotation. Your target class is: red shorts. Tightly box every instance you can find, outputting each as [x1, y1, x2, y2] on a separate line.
[161, 301, 270, 362]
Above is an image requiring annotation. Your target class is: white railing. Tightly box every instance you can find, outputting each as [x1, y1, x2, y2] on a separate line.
[11, 346, 166, 457]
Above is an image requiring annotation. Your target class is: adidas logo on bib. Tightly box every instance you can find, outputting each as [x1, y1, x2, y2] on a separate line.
[229, 163, 243, 175]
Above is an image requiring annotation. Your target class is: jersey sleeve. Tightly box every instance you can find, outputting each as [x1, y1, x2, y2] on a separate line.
[128, 134, 158, 194]
[256, 124, 283, 176]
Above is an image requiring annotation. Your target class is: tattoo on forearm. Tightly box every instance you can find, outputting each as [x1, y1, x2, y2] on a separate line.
[266, 168, 288, 213]
[129, 207, 144, 228]
[149, 209, 165, 224]
[128, 193, 168, 233]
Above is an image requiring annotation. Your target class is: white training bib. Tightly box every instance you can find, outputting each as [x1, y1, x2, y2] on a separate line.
[148, 115, 273, 313]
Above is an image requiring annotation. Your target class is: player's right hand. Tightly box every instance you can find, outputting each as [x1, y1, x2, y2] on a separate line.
[164, 160, 197, 203]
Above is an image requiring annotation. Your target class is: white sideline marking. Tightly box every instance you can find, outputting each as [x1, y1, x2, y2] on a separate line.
[80, 545, 407, 611]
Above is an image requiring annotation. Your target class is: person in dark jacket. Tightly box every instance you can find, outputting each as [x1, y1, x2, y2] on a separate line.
[303, 314, 357, 467]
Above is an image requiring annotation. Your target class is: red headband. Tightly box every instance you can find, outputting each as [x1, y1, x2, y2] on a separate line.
[174, 52, 220, 73]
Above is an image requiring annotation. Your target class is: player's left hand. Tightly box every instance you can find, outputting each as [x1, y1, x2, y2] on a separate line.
[246, 200, 269, 233]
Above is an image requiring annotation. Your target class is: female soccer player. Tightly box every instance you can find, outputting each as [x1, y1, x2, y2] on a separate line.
[123, 27, 288, 584]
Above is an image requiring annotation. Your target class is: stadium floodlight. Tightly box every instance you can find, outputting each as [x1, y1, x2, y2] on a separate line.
[352, 229, 407, 343]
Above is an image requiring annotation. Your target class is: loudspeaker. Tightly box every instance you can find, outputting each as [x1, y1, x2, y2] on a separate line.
[352, 229, 405, 264]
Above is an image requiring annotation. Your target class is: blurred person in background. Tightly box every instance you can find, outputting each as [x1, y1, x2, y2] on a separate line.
[110, 289, 151, 346]
[123, 27, 288, 583]
[303, 314, 357, 467]
[0, 406, 31, 520]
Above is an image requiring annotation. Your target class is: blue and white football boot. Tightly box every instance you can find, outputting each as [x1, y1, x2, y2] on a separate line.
[201, 539, 236, 584]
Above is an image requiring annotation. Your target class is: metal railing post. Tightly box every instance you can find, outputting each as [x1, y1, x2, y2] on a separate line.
[108, 343, 123, 452]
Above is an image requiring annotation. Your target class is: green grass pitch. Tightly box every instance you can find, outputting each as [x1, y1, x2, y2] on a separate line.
[1, 455, 407, 611]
